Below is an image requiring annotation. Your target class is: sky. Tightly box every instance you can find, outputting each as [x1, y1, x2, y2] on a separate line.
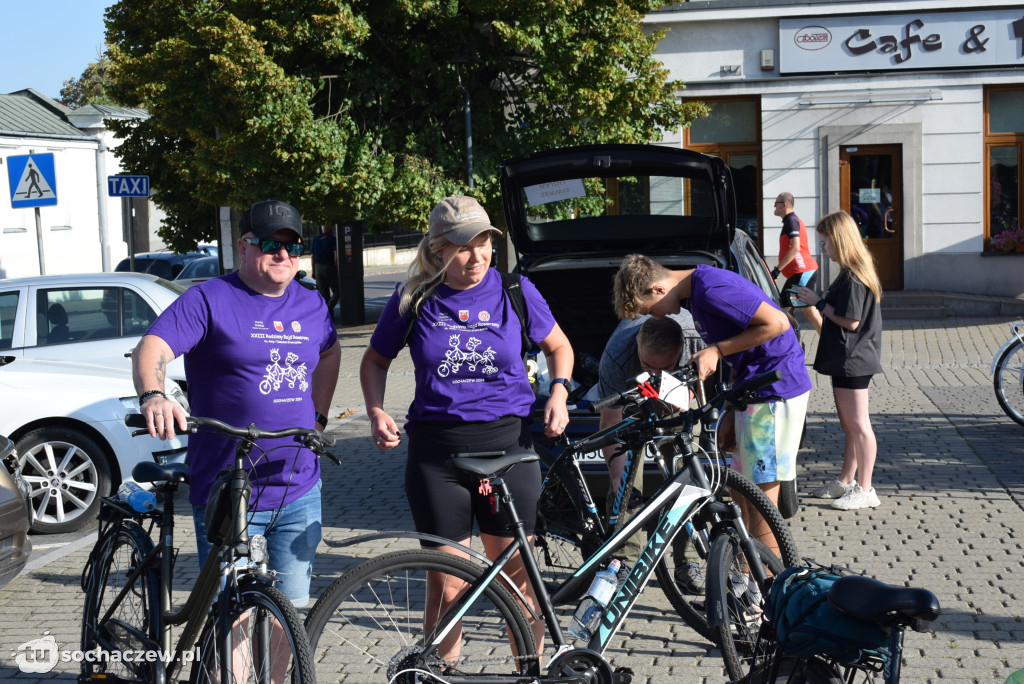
[0, 0, 113, 100]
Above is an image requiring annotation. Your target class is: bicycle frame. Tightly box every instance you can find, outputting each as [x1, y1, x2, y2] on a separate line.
[424, 458, 712, 679]
[90, 442, 265, 681]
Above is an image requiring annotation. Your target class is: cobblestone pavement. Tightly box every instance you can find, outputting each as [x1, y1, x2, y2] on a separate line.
[1, 314, 1022, 682]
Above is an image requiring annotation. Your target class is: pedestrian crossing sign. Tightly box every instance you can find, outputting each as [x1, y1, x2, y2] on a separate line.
[6, 153, 58, 208]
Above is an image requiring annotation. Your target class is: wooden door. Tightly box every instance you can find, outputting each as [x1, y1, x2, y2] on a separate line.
[840, 145, 903, 290]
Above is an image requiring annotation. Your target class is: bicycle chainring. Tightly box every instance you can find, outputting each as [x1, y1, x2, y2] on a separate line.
[547, 648, 615, 684]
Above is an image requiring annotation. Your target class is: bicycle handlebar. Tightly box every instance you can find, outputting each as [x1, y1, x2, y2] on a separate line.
[124, 413, 338, 461]
[651, 369, 782, 430]
[591, 363, 701, 411]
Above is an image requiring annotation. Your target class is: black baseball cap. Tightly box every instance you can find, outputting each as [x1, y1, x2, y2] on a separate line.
[239, 200, 302, 240]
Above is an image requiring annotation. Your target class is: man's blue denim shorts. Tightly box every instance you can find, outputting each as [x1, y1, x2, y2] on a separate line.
[192, 480, 322, 607]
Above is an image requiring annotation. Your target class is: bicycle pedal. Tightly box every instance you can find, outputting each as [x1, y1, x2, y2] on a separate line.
[613, 666, 634, 684]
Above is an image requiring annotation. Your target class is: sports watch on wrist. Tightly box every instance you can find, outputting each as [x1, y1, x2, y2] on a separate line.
[315, 412, 329, 426]
[815, 299, 827, 313]
[549, 378, 571, 395]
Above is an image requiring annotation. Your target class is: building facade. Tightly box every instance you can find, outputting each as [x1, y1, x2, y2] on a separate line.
[0, 90, 164, 278]
[649, 0, 1024, 297]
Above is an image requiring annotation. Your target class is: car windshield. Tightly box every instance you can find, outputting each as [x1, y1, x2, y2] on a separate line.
[517, 174, 719, 244]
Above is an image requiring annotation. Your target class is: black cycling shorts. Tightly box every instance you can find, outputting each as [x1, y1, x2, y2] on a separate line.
[831, 374, 873, 390]
[406, 416, 540, 545]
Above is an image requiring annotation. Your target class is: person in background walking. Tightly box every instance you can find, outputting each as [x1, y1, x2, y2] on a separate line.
[772, 192, 823, 334]
[311, 224, 340, 321]
[797, 210, 883, 510]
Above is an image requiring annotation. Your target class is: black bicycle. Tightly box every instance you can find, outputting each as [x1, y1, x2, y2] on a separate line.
[531, 364, 799, 640]
[79, 414, 335, 684]
[303, 371, 790, 683]
[722, 563, 941, 683]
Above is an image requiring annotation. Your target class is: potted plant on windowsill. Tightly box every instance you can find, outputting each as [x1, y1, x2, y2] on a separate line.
[990, 226, 1024, 253]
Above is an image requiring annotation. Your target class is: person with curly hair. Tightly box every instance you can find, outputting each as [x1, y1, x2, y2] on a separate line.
[613, 255, 810, 557]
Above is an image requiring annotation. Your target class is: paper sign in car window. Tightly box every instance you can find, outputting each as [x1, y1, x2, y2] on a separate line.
[859, 187, 881, 203]
[524, 179, 586, 207]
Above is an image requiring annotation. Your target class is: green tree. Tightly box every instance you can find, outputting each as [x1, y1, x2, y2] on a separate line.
[105, 0, 706, 251]
[59, 52, 118, 109]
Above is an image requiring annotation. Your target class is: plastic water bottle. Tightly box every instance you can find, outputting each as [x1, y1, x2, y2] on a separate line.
[117, 481, 156, 512]
[567, 559, 622, 640]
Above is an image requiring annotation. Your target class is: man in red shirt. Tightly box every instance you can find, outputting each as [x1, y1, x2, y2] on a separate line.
[772, 192, 822, 334]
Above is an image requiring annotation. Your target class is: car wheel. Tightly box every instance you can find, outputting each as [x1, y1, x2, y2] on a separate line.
[16, 427, 113, 534]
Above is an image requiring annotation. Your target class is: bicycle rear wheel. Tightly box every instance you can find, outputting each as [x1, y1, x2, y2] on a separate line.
[80, 519, 160, 682]
[708, 535, 785, 681]
[655, 465, 798, 640]
[994, 337, 1024, 427]
[305, 549, 539, 683]
[189, 579, 314, 684]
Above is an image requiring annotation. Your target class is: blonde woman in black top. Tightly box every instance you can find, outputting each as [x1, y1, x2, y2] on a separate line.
[796, 210, 884, 511]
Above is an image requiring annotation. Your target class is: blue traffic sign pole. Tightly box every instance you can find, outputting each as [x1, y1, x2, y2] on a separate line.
[107, 175, 150, 274]
[7, 152, 59, 275]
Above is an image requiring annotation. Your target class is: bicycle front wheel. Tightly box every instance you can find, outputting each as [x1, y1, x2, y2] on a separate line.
[189, 579, 314, 684]
[709, 535, 785, 681]
[655, 465, 798, 640]
[994, 337, 1024, 427]
[305, 549, 539, 683]
[80, 519, 160, 682]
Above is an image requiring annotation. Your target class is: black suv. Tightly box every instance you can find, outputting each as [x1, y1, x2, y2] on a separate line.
[499, 144, 798, 513]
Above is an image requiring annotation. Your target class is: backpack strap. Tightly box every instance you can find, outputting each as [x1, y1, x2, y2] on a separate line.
[500, 271, 535, 358]
[400, 270, 534, 356]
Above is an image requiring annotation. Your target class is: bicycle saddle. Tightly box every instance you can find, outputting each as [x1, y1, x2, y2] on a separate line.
[132, 461, 189, 484]
[828, 575, 940, 628]
[447, 449, 539, 477]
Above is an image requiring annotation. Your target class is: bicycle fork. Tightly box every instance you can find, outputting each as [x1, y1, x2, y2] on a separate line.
[704, 502, 770, 631]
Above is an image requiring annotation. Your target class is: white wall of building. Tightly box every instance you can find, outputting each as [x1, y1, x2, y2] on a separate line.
[648, 3, 1024, 297]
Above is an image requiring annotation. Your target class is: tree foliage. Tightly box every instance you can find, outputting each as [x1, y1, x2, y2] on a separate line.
[105, 0, 707, 251]
[59, 53, 118, 109]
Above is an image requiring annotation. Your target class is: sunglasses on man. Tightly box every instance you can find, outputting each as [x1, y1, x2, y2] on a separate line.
[245, 238, 303, 257]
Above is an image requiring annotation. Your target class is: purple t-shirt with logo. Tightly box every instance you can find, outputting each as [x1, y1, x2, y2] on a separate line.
[147, 272, 338, 510]
[371, 269, 556, 432]
[686, 265, 811, 400]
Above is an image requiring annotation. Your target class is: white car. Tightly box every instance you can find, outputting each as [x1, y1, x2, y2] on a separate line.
[0, 357, 187, 534]
[0, 272, 186, 384]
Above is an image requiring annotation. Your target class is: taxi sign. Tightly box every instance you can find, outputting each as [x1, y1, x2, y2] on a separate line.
[107, 175, 150, 197]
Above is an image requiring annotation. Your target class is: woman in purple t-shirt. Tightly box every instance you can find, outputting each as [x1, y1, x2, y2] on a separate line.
[361, 196, 573, 655]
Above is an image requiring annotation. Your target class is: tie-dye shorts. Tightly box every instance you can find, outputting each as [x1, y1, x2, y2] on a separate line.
[730, 390, 809, 485]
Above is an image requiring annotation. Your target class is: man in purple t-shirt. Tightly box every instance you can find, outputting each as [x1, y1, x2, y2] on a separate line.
[132, 200, 341, 607]
[613, 254, 811, 559]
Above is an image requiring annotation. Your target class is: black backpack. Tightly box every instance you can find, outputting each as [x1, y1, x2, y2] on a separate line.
[400, 270, 534, 358]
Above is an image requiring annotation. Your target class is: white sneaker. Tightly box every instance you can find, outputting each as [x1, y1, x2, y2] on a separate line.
[831, 484, 881, 510]
[811, 479, 856, 499]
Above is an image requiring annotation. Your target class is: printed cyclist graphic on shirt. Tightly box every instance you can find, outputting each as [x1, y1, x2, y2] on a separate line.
[260, 348, 309, 394]
[437, 334, 498, 378]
